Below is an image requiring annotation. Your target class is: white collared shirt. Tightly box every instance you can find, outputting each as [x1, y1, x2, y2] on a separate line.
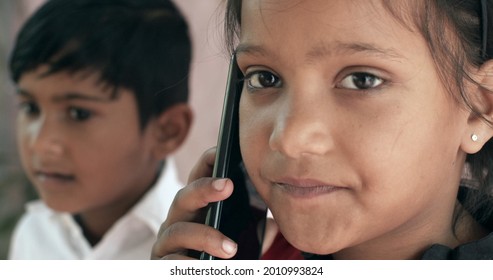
[8, 160, 182, 260]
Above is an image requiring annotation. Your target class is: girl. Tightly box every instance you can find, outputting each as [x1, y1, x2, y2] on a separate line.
[152, 0, 493, 259]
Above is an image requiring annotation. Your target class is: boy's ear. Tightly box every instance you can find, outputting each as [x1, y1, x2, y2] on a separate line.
[150, 103, 193, 159]
[461, 59, 493, 154]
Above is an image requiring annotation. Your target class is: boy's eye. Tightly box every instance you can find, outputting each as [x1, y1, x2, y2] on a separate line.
[338, 72, 384, 90]
[68, 107, 92, 121]
[245, 71, 282, 89]
[18, 101, 40, 117]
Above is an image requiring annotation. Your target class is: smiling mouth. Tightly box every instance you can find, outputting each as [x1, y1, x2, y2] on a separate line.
[35, 171, 75, 182]
[274, 183, 344, 197]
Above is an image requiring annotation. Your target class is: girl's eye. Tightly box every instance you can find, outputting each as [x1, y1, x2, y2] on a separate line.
[338, 72, 384, 90]
[68, 107, 92, 121]
[18, 101, 40, 117]
[245, 71, 282, 89]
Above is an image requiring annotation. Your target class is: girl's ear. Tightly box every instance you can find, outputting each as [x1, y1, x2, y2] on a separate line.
[461, 59, 493, 154]
[150, 103, 193, 160]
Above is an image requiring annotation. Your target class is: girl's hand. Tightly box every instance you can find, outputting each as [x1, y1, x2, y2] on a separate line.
[151, 148, 238, 260]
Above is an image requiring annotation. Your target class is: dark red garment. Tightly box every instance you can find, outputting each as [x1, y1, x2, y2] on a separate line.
[261, 232, 304, 260]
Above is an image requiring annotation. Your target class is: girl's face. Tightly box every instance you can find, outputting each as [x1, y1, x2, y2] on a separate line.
[238, 0, 473, 257]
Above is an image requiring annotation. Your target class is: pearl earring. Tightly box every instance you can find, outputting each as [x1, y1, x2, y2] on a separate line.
[471, 134, 479, 142]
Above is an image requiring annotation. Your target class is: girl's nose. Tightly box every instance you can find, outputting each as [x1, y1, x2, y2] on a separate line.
[269, 91, 334, 159]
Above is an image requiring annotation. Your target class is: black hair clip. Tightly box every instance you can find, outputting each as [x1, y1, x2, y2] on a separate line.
[481, 0, 489, 59]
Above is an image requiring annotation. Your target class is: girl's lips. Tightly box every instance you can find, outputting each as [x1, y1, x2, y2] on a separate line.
[273, 178, 348, 198]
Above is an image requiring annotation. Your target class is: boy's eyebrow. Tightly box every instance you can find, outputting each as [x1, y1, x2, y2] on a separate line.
[16, 88, 33, 98]
[51, 92, 110, 102]
[235, 41, 405, 62]
[16, 88, 110, 102]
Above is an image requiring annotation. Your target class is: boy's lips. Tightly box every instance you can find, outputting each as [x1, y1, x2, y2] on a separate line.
[34, 170, 75, 182]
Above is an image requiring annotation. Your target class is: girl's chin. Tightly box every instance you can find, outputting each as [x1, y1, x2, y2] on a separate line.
[278, 224, 348, 256]
[289, 239, 343, 256]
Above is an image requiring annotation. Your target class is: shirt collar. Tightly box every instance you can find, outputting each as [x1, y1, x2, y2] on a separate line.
[127, 158, 182, 235]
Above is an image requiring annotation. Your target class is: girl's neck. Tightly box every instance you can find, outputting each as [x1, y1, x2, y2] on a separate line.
[331, 205, 488, 260]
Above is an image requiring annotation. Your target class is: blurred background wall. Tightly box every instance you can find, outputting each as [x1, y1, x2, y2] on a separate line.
[0, 0, 229, 259]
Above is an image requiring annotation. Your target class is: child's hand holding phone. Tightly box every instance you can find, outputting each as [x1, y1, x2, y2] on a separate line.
[152, 55, 266, 260]
[151, 148, 238, 260]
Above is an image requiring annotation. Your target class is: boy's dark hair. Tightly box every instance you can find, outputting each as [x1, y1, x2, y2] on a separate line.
[9, 0, 191, 128]
[224, 0, 493, 231]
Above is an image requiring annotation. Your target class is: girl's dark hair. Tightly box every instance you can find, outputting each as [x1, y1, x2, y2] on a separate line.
[10, 0, 191, 129]
[224, 0, 493, 230]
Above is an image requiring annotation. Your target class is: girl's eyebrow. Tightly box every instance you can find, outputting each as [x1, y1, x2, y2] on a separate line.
[323, 42, 405, 62]
[235, 43, 269, 57]
[235, 41, 405, 62]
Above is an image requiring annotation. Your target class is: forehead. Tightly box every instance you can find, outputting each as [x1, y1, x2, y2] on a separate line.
[238, 0, 425, 62]
[17, 66, 115, 101]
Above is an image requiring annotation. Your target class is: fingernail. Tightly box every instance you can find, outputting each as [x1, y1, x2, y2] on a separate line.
[222, 239, 237, 255]
[213, 179, 228, 191]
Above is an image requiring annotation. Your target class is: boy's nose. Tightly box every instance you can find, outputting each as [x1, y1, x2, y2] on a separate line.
[26, 117, 64, 157]
[269, 92, 334, 159]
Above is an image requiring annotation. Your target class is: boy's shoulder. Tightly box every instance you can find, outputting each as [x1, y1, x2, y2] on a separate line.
[17, 199, 62, 224]
[24, 199, 53, 214]
[8, 200, 74, 259]
[12, 199, 72, 239]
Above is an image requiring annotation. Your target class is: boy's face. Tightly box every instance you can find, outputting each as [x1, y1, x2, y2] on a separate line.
[16, 66, 159, 215]
[237, 0, 473, 257]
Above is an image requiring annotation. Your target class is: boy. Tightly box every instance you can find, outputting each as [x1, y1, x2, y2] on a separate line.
[8, 0, 192, 259]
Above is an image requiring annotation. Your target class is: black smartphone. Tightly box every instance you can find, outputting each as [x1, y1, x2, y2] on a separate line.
[200, 54, 267, 260]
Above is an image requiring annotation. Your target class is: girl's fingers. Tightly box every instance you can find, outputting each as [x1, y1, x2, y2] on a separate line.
[158, 254, 196, 260]
[152, 147, 235, 260]
[151, 221, 237, 260]
[187, 147, 217, 183]
[163, 177, 233, 228]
